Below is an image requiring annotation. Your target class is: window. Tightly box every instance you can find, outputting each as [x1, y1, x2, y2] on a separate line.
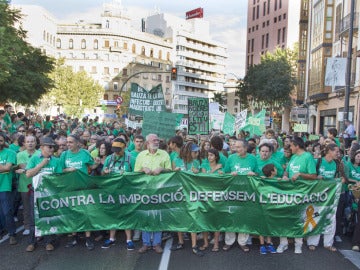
[263, 2, 266, 16]
[274, 17, 277, 23]
[275, 0, 278, 10]
[114, 68, 119, 74]
[158, 50, 162, 60]
[256, 25, 259, 30]
[261, 35, 265, 49]
[166, 76, 170, 82]
[141, 46, 145, 55]
[248, 28, 251, 33]
[262, 22, 265, 28]
[106, 20, 109, 28]
[79, 66, 84, 71]
[113, 82, 118, 90]
[267, 20, 270, 26]
[253, 6, 256, 20]
[56, 38, 61, 48]
[282, 27, 286, 43]
[81, 53, 85, 59]
[279, 0, 282, 9]
[123, 69, 127, 76]
[283, 13, 286, 19]
[91, 66, 97, 73]
[256, 5, 259, 19]
[132, 44, 136, 53]
[278, 15, 282, 21]
[104, 40, 109, 48]
[248, 40, 251, 53]
[93, 53, 98, 59]
[43, 30, 46, 41]
[94, 39, 98, 49]
[267, 0, 270, 14]
[69, 39, 73, 49]
[81, 39, 86, 49]
[277, 29, 281, 44]
[114, 41, 118, 48]
[123, 42, 128, 50]
[157, 74, 162, 81]
[150, 48, 154, 57]
[103, 94, 108, 100]
[104, 67, 109, 75]
[266, 33, 269, 48]
[167, 52, 170, 61]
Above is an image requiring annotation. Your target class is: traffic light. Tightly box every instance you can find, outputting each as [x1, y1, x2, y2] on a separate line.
[171, 67, 177, 81]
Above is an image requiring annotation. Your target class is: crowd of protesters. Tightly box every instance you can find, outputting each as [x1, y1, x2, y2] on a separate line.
[0, 104, 360, 257]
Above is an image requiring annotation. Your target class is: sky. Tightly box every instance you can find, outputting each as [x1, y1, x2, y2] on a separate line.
[11, 0, 248, 78]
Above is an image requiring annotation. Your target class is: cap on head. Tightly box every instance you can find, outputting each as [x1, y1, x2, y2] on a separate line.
[111, 138, 126, 152]
[40, 136, 56, 146]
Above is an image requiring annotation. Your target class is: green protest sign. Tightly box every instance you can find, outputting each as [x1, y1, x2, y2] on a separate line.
[188, 98, 209, 135]
[128, 83, 166, 117]
[309, 134, 320, 141]
[222, 112, 235, 135]
[294, 124, 308, 132]
[241, 109, 266, 136]
[142, 111, 179, 140]
[34, 171, 340, 237]
[248, 117, 260, 126]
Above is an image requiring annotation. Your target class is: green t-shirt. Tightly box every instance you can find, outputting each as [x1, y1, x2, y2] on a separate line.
[4, 112, 11, 125]
[200, 162, 222, 174]
[43, 121, 53, 130]
[224, 153, 259, 175]
[26, 154, 62, 175]
[9, 143, 20, 153]
[202, 152, 228, 168]
[173, 157, 201, 172]
[271, 151, 286, 167]
[0, 148, 16, 191]
[286, 151, 316, 179]
[317, 157, 337, 180]
[256, 156, 284, 177]
[102, 153, 131, 174]
[347, 161, 360, 181]
[130, 150, 141, 172]
[60, 149, 94, 174]
[17, 149, 41, 192]
[170, 151, 179, 162]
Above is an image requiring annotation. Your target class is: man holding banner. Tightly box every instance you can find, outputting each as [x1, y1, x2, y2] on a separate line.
[134, 133, 171, 254]
[277, 137, 317, 254]
[223, 139, 259, 252]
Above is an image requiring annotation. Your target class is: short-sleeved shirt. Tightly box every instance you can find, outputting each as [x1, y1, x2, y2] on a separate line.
[134, 149, 171, 172]
[170, 151, 179, 162]
[224, 153, 259, 175]
[347, 161, 360, 181]
[256, 157, 284, 177]
[102, 153, 131, 174]
[317, 157, 337, 180]
[26, 154, 62, 175]
[60, 149, 94, 175]
[173, 157, 200, 172]
[17, 149, 41, 192]
[0, 148, 16, 192]
[200, 162, 222, 174]
[286, 151, 316, 179]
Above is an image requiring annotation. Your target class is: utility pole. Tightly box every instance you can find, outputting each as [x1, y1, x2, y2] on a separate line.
[344, 0, 355, 123]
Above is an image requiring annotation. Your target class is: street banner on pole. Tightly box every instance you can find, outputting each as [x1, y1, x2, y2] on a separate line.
[142, 111, 180, 140]
[294, 123, 308, 132]
[34, 171, 340, 238]
[325, 58, 346, 87]
[129, 83, 166, 116]
[188, 97, 209, 135]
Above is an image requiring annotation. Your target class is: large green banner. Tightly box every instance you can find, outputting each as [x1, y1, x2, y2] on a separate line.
[34, 171, 340, 237]
[142, 111, 181, 140]
[128, 83, 166, 116]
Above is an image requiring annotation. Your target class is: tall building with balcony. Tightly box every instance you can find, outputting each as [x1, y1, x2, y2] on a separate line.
[306, 0, 359, 135]
[144, 9, 228, 115]
[14, 2, 174, 119]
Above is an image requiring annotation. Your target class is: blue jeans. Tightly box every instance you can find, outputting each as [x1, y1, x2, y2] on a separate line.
[0, 192, 16, 235]
[142, 231, 162, 246]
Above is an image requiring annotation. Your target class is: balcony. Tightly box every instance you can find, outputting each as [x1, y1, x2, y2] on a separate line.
[338, 13, 359, 37]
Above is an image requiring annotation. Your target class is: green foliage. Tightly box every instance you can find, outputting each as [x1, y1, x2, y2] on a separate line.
[0, 1, 54, 104]
[45, 59, 104, 118]
[211, 92, 227, 109]
[237, 48, 297, 111]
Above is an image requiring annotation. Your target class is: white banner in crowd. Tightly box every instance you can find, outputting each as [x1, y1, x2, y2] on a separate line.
[210, 113, 225, 130]
[235, 109, 247, 130]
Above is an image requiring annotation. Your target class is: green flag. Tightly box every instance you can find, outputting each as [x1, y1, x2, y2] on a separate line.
[222, 112, 235, 135]
[241, 109, 266, 136]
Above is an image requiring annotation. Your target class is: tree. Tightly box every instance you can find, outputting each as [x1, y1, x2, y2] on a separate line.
[237, 48, 297, 112]
[211, 92, 227, 111]
[42, 59, 104, 118]
[0, 1, 54, 104]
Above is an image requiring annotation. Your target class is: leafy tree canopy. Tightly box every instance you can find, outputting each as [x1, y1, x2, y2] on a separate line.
[0, 1, 54, 105]
[237, 47, 297, 111]
[42, 59, 104, 118]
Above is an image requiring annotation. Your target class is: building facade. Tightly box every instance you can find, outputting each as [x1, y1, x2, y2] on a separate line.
[306, 0, 360, 135]
[145, 10, 228, 115]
